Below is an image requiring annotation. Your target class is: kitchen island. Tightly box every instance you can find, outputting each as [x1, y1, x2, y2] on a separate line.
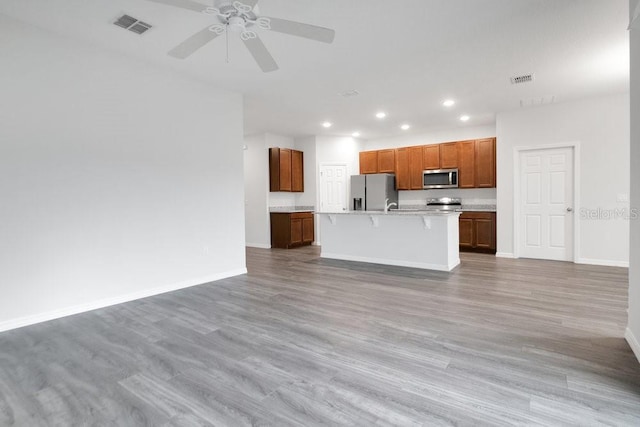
[318, 210, 461, 271]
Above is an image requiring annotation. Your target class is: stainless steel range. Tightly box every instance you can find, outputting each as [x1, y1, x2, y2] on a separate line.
[425, 197, 462, 211]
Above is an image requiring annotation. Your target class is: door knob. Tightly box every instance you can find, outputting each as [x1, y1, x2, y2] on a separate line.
[566, 207, 573, 212]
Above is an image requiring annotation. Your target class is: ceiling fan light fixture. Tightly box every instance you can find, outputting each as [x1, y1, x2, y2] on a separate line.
[209, 24, 225, 34]
[228, 16, 247, 32]
[240, 31, 257, 40]
[203, 7, 220, 15]
[255, 17, 271, 30]
[232, 1, 254, 14]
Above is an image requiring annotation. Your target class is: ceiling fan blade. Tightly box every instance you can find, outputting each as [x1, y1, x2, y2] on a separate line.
[264, 17, 335, 44]
[145, 0, 207, 13]
[242, 35, 278, 72]
[168, 26, 221, 59]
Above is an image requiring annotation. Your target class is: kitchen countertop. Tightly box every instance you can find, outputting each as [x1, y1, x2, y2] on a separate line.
[318, 210, 460, 216]
[395, 204, 496, 212]
[269, 206, 315, 213]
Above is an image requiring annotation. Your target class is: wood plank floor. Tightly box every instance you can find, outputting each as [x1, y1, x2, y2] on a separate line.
[1, 247, 639, 426]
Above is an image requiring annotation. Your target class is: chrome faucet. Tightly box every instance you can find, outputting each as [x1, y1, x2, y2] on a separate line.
[384, 198, 398, 213]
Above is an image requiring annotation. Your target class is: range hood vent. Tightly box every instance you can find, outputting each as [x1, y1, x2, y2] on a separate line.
[114, 14, 152, 35]
[510, 73, 535, 85]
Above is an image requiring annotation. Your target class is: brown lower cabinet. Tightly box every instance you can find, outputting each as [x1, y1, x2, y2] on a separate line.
[270, 212, 314, 249]
[459, 212, 496, 253]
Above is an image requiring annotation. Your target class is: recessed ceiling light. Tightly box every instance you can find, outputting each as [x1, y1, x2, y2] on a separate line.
[460, 115, 470, 122]
[400, 124, 411, 131]
[443, 99, 455, 107]
[322, 121, 332, 128]
[352, 132, 361, 137]
[376, 112, 387, 119]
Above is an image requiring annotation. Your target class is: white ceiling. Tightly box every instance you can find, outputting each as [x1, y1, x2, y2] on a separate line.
[0, 0, 630, 140]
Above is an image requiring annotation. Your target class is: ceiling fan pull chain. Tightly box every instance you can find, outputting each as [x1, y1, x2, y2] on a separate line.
[226, 27, 230, 64]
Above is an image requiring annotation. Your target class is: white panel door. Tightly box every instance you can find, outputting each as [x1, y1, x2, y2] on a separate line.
[519, 147, 574, 261]
[319, 164, 348, 213]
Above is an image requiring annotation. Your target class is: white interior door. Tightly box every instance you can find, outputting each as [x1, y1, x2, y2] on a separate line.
[519, 147, 574, 261]
[319, 164, 348, 213]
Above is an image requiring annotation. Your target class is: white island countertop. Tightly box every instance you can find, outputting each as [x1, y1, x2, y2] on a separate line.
[317, 210, 460, 216]
[318, 210, 460, 272]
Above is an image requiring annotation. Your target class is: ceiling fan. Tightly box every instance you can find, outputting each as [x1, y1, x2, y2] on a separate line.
[145, 0, 336, 72]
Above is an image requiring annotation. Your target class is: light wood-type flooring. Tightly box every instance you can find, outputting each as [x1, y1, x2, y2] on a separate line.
[1, 247, 639, 425]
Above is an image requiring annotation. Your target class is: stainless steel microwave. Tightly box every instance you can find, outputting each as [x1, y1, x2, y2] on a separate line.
[423, 168, 459, 189]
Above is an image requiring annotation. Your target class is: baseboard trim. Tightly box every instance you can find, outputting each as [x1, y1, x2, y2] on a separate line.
[0, 268, 247, 334]
[496, 252, 516, 259]
[625, 328, 640, 363]
[246, 243, 271, 249]
[321, 252, 458, 272]
[576, 258, 629, 268]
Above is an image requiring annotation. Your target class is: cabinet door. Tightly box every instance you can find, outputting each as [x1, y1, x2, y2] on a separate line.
[394, 148, 410, 190]
[475, 218, 495, 250]
[291, 150, 304, 192]
[269, 148, 280, 192]
[458, 140, 475, 188]
[440, 142, 459, 168]
[279, 148, 292, 191]
[475, 138, 496, 188]
[459, 218, 475, 248]
[408, 146, 424, 190]
[359, 151, 379, 174]
[378, 149, 395, 173]
[423, 145, 441, 170]
[290, 218, 303, 245]
[302, 216, 314, 243]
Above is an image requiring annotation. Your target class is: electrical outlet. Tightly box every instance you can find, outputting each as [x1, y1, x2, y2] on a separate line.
[203, 246, 210, 255]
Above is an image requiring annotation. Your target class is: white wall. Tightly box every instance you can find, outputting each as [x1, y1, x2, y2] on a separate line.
[0, 15, 246, 331]
[294, 136, 318, 208]
[627, 0, 640, 362]
[364, 125, 496, 151]
[496, 93, 630, 266]
[243, 134, 270, 248]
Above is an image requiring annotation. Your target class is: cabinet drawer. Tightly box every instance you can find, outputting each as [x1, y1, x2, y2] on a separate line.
[459, 212, 494, 220]
[290, 212, 313, 220]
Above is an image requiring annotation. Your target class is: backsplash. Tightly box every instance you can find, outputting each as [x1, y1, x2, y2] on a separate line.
[399, 188, 496, 207]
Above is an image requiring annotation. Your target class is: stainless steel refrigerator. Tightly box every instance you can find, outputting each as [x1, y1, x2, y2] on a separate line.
[350, 173, 398, 211]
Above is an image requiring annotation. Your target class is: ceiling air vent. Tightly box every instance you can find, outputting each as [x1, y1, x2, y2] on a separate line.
[114, 14, 152, 35]
[510, 73, 535, 85]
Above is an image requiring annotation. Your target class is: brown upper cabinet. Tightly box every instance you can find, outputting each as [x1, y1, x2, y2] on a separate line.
[291, 149, 304, 192]
[422, 145, 440, 170]
[394, 148, 410, 190]
[377, 149, 395, 173]
[440, 142, 459, 169]
[358, 137, 496, 190]
[458, 140, 476, 188]
[269, 147, 304, 192]
[408, 146, 424, 190]
[359, 151, 378, 174]
[475, 138, 496, 188]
